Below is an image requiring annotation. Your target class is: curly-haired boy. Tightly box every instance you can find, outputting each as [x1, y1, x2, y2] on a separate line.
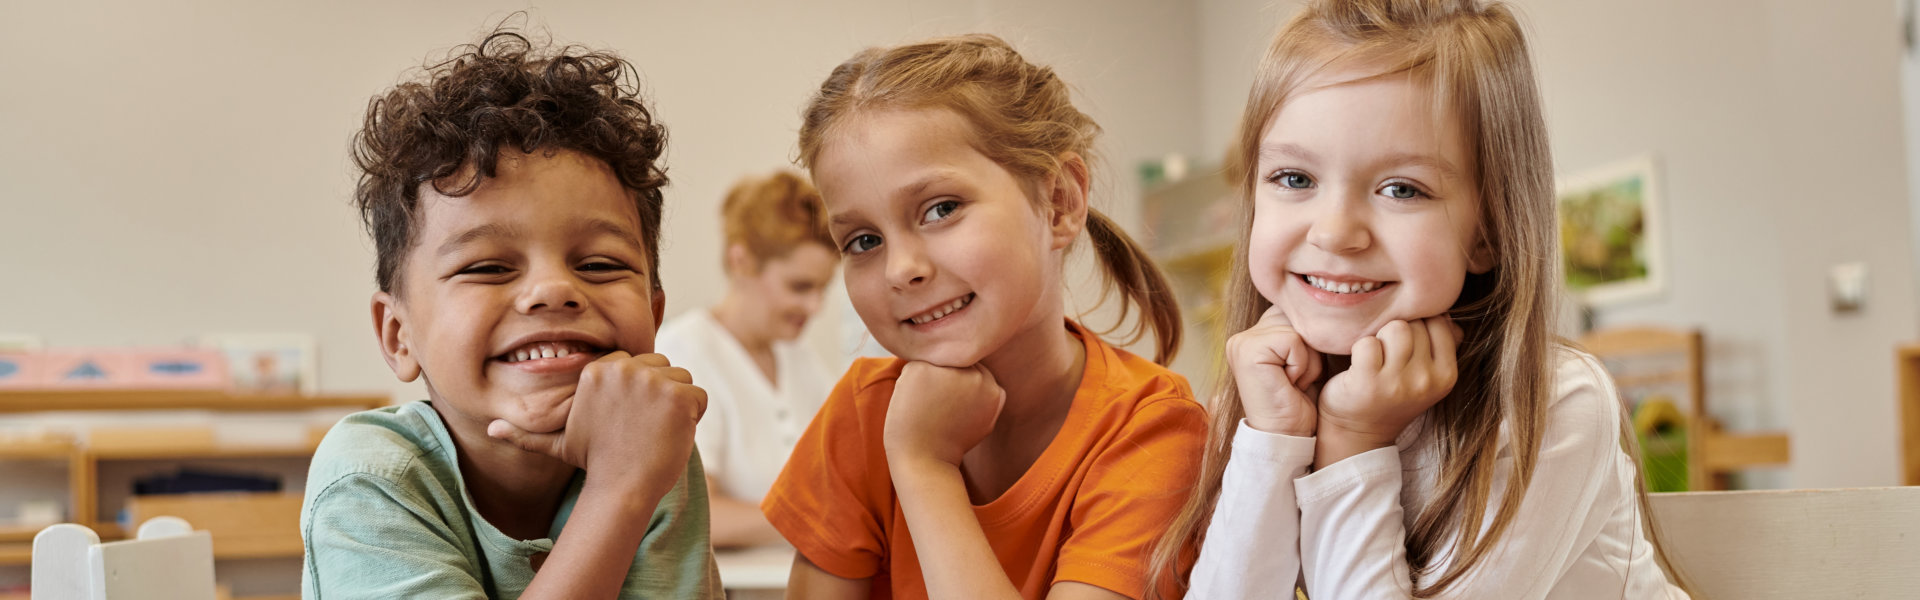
[300, 29, 721, 599]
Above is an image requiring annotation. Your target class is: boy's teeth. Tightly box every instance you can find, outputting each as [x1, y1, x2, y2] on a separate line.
[504, 341, 591, 363]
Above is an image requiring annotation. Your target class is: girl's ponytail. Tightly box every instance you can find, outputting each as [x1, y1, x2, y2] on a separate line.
[1084, 207, 1182, 365]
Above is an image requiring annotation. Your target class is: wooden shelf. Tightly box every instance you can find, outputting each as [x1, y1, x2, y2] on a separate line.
[0, 392, 353, 586]
[0, 525, 41, 544]
[0, 434, 76, 459]
[1702, 432, 1792, 470]
[85, 425, 327, 460]
[0, 531, 306, 565]
[0, 542, 30, 565]
[0, 390, 387, 413]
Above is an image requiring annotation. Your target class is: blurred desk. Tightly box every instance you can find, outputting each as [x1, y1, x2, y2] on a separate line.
[716, 543, 792, 591]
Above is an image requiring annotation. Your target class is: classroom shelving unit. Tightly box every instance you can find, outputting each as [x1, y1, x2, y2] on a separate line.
[0, 390, 386, 600]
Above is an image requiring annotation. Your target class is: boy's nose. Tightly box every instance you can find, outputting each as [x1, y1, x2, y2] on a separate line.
[517, 270, 587, 313]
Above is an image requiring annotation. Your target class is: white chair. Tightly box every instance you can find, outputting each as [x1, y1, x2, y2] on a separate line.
[1650, 487, 1920, 598]
[31, 516, 217, 600]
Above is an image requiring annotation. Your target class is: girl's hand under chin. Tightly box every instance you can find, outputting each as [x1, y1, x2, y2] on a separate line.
[1315, 315, 1461, 469]
[883, 361, 1007, 468]
[1228, 305, 1323, 437]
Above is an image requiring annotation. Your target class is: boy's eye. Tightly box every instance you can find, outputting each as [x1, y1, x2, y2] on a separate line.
[922, 200, 959, 223]
[1381, 182, 1423, 200]
[1271, 171, 1314, 189]
[845, 233, 882, 255]
[579, 261, 629, 272]
[457, 264, 510, 276]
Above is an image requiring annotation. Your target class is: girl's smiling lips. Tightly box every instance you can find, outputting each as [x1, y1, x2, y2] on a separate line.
[1292, 271, 1394, 307]
[902, 292, 976, 331]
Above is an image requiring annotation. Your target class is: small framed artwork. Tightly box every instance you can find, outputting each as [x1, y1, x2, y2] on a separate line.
[196, 334, 319, 395]
[1559, 155, 1666, 306]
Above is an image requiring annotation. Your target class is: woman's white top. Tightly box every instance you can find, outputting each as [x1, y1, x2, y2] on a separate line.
[1189, 349, 1690, 599]
[655, 309, 833, 504]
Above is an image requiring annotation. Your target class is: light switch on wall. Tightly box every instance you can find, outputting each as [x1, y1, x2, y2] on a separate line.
[1828, 262, 1869, 312]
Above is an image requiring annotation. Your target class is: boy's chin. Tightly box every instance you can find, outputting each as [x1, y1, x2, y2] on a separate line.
[495, 391, 574, 434]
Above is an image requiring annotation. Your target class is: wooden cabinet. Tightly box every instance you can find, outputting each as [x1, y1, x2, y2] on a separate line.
[0, 391, 384, 571]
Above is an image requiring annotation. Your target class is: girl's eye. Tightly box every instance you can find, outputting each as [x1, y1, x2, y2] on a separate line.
[1271, 171, 1314, 190]
[922, 200, 960, 223]
[1381, 182, 1424, 200]
[845, 233, 882, 255]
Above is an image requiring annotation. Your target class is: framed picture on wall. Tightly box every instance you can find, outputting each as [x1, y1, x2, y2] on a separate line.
[1558, 155, 1666, 306]
[196, 333, 319, 395]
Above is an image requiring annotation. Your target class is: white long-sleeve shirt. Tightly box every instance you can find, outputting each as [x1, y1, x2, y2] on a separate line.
[1189, 349, 1688, 599]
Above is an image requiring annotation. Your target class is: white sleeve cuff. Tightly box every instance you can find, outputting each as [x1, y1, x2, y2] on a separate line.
[1231, 419, 1317, 465]
[1295, 445, 1401, 506]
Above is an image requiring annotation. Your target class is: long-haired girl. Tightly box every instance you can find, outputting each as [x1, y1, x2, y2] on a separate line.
[1154, 0, 1688, 597]
[761, 34, 1206, 600]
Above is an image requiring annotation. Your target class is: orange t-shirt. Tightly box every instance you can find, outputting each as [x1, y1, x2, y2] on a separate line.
[761, 320, 1207, 599]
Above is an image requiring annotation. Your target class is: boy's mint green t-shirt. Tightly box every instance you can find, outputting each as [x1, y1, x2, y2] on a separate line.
[300, 401, 721, 599]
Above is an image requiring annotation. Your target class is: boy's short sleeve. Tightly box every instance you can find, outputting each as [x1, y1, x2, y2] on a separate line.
[627, 449, 726, 598]
[1054, 394, 1209, 598]
[760, 362, 895, 580]
[303, 473, 488, 599]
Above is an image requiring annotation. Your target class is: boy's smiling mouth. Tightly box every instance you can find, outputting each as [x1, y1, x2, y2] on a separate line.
[497, 340, 599, 363]
[491, 333, 613, 373]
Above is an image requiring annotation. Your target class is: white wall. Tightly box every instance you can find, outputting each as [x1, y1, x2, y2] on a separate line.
[0, 0, 1201, 402]
[1197, 0, 1920, 488]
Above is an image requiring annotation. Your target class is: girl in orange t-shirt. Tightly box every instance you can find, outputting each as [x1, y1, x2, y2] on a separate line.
[759, 34, 1207, 600]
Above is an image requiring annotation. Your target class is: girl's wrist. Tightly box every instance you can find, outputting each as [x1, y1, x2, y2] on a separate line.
[1312, 421, 1398, 470]
[1244, 413, 1315, 438]
[887, 453, 962, 493]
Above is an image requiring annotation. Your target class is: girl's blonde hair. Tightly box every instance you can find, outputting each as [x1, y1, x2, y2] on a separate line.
[720, 169, 835, 267]
[795, 34, 1182, 364]
[1150, 0, 1678, 596]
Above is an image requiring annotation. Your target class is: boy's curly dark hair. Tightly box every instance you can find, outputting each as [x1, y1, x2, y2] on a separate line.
[353, 28, 669, 293]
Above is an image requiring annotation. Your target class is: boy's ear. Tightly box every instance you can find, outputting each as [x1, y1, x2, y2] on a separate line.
[651, 285, 667, 330]
[372, 292, 421, 383]
[1045, 152, 1092, 251]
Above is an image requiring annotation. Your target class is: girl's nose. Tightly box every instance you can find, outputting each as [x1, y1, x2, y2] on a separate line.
[1307, 195, 1372, 255]
[885, 238, 933, 290]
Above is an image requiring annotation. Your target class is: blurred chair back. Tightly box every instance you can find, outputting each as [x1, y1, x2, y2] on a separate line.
[1580, 325, 1789, 489]
[32, 516, 217, 600]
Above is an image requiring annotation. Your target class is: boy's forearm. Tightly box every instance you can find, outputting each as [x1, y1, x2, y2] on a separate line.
[518, 473, 674, 599]
[888, 456, 1023, 600]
